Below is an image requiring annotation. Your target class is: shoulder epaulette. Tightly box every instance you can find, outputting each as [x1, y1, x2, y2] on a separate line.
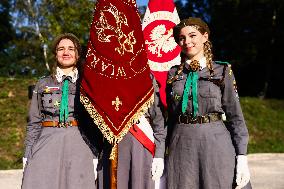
[215, 61, 230, 65]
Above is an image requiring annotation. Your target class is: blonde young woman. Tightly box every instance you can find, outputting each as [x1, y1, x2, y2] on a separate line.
[22, 33, 96, 189]
[166, 18, 251, 189]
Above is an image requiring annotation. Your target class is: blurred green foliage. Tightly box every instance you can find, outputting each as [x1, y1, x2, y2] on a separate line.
[0, 77, 37, 169]
[241, 97, 284, 153]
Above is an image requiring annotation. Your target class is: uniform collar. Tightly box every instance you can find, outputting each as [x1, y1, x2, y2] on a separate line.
[185, 56, 207, 70]
[55, 67, 78, 83]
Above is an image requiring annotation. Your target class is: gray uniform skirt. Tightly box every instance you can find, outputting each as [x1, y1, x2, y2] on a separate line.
[97, 132, 154, 189]
[167, 121, 249, 189]
[22, 127, 96, 189]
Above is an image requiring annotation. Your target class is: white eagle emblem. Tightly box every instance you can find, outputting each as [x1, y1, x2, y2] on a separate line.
[145, 24, 176, 57]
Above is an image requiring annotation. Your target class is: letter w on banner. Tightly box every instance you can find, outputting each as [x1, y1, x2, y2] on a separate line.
[142, 0, 181, 108]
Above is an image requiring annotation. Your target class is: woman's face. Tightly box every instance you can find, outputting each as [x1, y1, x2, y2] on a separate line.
[56, 39, 78, 69]
[178, 26, 208, 60]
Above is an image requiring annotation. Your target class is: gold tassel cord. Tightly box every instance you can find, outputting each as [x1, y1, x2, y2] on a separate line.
[110, 144, 118, 189]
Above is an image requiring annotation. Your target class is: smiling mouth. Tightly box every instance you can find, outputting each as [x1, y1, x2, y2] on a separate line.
[186, 47, 193, 51]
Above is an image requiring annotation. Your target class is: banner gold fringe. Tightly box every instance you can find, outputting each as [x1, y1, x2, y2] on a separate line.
[80, 88, 154, 159]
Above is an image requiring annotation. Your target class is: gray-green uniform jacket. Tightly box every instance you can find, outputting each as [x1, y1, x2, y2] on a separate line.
[167, 61, 249, 155]
[22, 75, 96, 189]
[24, 76, 80, 158]
[166, 61, 250, 189]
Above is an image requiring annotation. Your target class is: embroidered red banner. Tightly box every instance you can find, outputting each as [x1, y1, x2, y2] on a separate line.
[80, 0, 154, 146]
[142, 0, 181, 107]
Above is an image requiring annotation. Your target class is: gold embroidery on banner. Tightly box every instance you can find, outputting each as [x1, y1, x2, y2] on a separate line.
[116, 31, 136, 55]
[102, 62, 111, 72]
[112, 96, 122, 111]
[87, 48, 100, 68]
[126, 0, 135, 4]
[145, 26, 175, 57]
[86, 42, 148, 79]
[117, 67, 126, 77]
[80, 88, 154, 159]
[95, 3, 136, 56]
[121, 0, 136, 8]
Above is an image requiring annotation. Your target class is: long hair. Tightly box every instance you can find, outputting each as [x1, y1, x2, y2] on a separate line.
[51, 33, 82, 79]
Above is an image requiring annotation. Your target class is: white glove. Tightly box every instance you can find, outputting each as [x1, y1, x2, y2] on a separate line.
[151, 158, 164, 181]
[22, 157, 27, 171]
[93, 159, 98, 181]
[235, 155, 250, 189]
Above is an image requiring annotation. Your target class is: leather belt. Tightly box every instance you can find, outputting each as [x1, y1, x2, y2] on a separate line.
[177, 113, 222, 124]
[41, 120, 78, 127]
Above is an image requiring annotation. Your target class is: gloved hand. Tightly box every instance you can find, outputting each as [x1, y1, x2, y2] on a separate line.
[235, 155, 250, 189]
[22, 157, 28, 171]
[151, 158, 164, 181]
[93, 159, 98, 181]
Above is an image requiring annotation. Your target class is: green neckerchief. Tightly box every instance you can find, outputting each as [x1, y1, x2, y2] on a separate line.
[181, 71, 198, 116]
[59, 79, 69, 123]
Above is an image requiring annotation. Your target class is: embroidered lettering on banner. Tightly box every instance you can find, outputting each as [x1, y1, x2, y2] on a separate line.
[117, 67, 126, 77]
[95, 3, 136, 56]
[86, 45, 148, 79]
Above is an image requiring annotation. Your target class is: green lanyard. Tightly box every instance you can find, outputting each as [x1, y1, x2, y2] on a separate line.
[181, 71, 198, 117]
[59, 79, 69, 123]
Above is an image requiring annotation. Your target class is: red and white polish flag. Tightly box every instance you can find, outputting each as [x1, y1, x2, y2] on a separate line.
[142, 0, 181, 108]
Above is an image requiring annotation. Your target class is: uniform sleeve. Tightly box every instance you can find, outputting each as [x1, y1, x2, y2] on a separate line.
[24, 81, 43, 158]
[166, 68, 175, 107]
[165, 68, 177, 148]
[222, 65, 249, 155]
[165, 68, 177, 118]
[146, 77, 166, 158]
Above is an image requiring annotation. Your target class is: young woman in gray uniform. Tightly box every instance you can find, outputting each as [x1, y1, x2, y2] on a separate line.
[22, 33, 96, 189]
[166, 17, 251, 189]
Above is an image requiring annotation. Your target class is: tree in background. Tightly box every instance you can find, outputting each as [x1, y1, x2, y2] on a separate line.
[0, 0, 14, 52]
[0, 0, 15, 75]
[1, 0, 284, 98]
[4, 0, 95, 76]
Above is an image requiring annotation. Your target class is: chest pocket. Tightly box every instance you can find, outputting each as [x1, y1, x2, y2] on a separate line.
[40, 90, 61, 114]
[171, 76, 186, 100]
[198, 81, 220, 98]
